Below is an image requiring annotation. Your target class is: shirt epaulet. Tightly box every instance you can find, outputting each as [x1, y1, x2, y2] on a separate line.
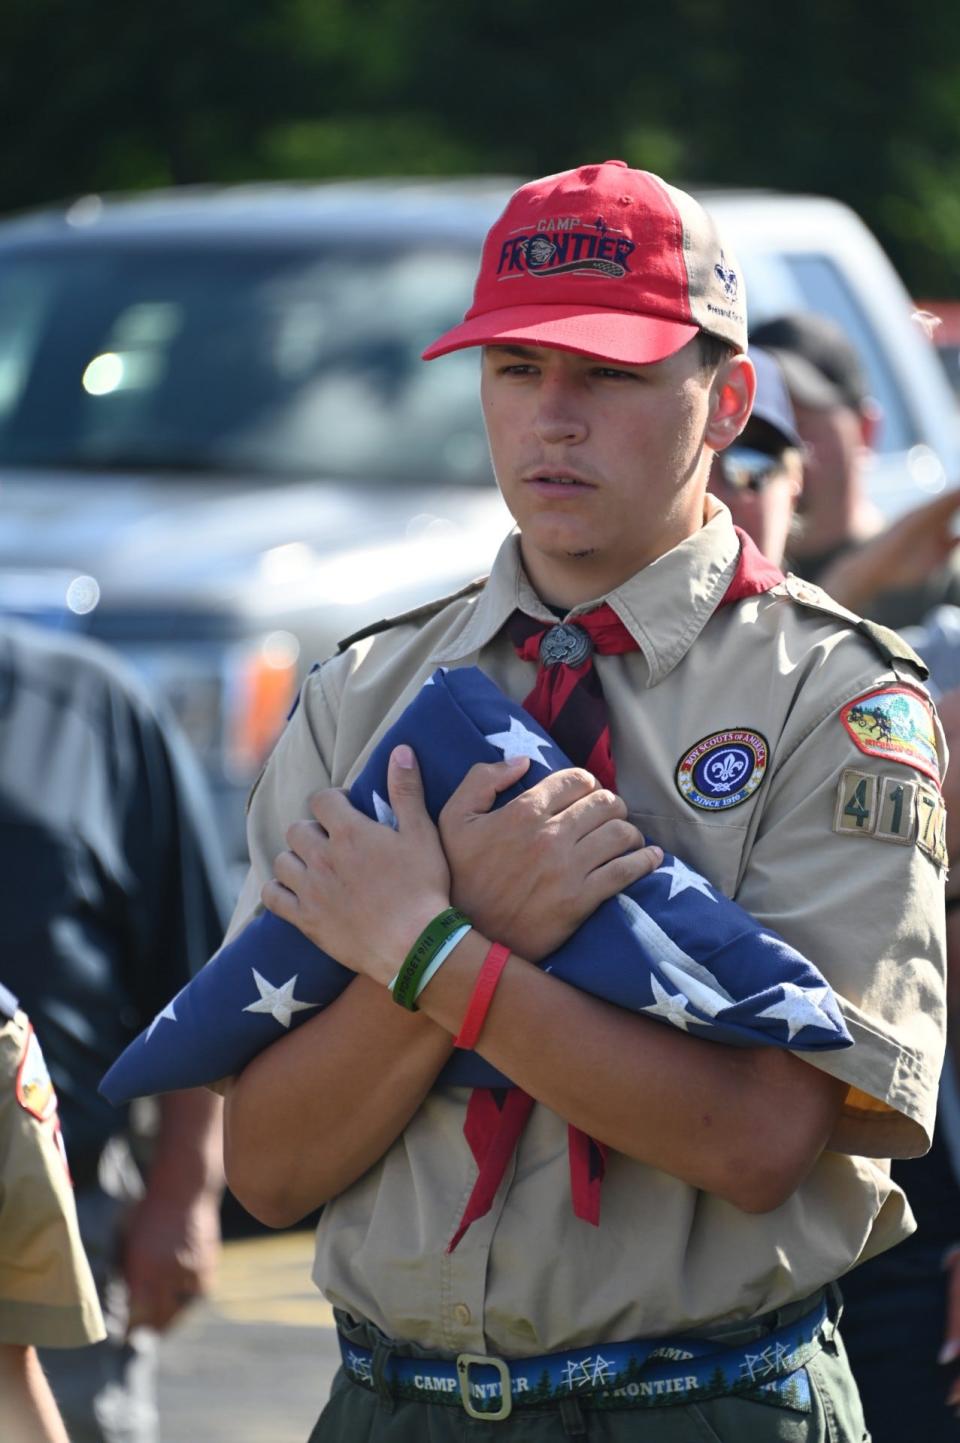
[336, 577, 489, 654]
[779, 575, 930, 682]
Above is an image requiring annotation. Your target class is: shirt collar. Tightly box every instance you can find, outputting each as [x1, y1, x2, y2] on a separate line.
[432, 499, 743, 685]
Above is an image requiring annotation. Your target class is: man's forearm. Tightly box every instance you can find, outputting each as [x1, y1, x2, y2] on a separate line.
[122, 1084, 227, 1332]
[223, 975, 454, 1225]
[416, 932, 846, 1213]
[253, 748, 844, 1217]
[150, 1086, 224, 1205]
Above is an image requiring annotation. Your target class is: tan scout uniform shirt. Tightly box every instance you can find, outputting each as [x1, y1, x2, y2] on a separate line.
[231, 501, 946, 1357]
[0, 1009, 105, 1347]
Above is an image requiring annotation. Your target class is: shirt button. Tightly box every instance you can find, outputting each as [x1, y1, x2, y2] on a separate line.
[454, 1303, 472, 1326]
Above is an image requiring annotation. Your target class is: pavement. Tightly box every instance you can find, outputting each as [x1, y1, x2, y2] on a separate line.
[157, 1230, 339, 1443]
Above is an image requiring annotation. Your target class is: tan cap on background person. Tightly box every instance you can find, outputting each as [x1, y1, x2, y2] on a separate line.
[423, 159, 747, 364]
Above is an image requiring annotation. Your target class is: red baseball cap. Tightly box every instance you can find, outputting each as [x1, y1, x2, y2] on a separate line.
[422, 160, 746, 365]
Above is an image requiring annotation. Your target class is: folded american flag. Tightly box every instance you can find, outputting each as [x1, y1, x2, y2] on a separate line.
[100, 666, 851, 1106]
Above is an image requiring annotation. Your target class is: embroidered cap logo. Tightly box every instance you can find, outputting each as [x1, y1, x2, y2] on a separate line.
[499, 213, 636, 284]
[714, 251, 739, 301]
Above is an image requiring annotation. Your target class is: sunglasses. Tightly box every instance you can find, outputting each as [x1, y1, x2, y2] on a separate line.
[713, 448, 786, 494]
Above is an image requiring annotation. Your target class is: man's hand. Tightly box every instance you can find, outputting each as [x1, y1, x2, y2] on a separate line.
[123, 1188, 221, 1334]
[265, 745, 452, 985]
[438, 760, 662, 961]
[123, 1088, 223, 1335]
[820, 486, 960, 612]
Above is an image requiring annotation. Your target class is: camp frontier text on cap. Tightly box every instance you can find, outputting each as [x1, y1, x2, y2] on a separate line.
[423, 160, 747, 367]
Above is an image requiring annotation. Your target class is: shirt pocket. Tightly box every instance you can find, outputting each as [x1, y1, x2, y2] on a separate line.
[627, 810, 749, 899]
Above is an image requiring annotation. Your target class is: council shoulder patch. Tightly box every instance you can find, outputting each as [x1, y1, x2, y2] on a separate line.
[675, 729, 769, 811]
[840, 687, 940, 786]
[16, 1025, 58, 1122]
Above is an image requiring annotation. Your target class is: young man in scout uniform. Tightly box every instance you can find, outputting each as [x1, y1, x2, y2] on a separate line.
[222, 161, 947, 1441]
[0, 983, 106, 1442]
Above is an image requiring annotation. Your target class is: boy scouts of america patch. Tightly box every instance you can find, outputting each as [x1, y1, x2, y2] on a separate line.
[675, 729, 769, 811]
[16, 1025, 58, 1122]
[840, 687, 941, 786]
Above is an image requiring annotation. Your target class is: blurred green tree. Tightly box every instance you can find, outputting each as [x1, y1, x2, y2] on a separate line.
[1, 0, 959, 294]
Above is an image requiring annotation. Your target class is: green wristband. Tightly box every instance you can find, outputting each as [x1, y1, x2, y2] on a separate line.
[413, 924, 472, 1002]
[389, 907, 471, 1010]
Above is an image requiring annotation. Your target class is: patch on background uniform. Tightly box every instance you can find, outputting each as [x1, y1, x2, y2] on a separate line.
[833, 768, 948, 866]
[675, 729, 769, 811]
[16, 1024, 58, 1121]
[840, 687, 940, 786]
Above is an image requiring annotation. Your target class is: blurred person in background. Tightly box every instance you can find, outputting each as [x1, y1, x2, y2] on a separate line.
[750, 314, 883, 568]
[750, 310, 960, 629]
[716, 344, 960, 1440]
[808, 528, 960, 1441]
[807, 688, 960, 1438]
[708, 345, 804, 565]
[0, 618, 232, 1442]
[766, 307, 960, 696]
[1, 980, 105, 1443]
[749, 312, 883, 574]
[817, 482, 960, 692]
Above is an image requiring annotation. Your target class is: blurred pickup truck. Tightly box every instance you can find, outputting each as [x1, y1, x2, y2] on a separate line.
[0, 179, 955, 861]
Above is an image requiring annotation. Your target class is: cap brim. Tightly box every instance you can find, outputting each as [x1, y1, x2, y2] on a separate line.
[422, 305, 699, 365]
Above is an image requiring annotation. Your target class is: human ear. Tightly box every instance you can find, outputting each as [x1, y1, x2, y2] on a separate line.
[858, 398, 882, 450]
[705, 355, 756, 453]
[783, 448, 804, 500]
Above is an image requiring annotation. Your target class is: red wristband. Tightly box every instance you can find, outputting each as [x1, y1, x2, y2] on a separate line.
[453, 942, 511, 1050]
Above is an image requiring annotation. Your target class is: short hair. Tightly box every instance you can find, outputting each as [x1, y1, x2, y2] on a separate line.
[697, 332, 739, 374]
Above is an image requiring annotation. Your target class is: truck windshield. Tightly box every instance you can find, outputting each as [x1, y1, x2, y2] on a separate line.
[0, 240, 492, 484]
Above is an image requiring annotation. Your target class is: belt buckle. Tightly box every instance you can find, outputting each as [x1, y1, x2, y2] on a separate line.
[456, 1352, 512, 1421]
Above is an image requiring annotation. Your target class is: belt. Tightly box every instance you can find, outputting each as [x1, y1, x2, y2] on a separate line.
[337, 1291, 835, 1422]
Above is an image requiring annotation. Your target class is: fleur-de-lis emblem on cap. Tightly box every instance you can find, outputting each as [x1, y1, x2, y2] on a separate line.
[714, 252, 738, 300]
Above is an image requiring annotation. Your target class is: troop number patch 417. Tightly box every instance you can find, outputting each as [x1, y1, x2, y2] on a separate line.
[833, 767, 947, 867]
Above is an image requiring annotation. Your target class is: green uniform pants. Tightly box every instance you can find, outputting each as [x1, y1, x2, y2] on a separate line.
[309, 1296, 869, 1442]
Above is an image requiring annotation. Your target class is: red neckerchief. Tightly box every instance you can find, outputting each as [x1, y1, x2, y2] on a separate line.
[449, 530, 783, 1251]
